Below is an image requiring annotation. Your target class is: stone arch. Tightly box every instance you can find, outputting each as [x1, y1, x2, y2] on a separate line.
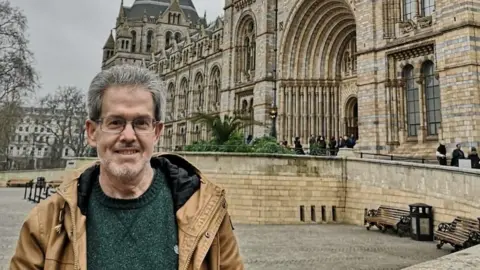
[193, 71, 204, 109]
[234, 12, 256, 83]
[344, 95, 358, 138]
[178, 77, 189, 117]
[166, 82, 175, 121]
[209, 65, 221, 106]
[165, 31, 172, 48]
[280, 0, 356, 79]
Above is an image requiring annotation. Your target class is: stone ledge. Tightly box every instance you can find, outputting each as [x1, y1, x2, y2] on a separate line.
[402, 245, 480, 269]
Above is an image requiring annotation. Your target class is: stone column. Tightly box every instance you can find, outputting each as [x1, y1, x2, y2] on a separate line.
[416, 77, 426, 142]
[279, 85, 285, 140]
[326, 83, 331, 138]
[296, 85, 300, 138]
[320, 85, 325, 136]
[288, 85, 293, 142]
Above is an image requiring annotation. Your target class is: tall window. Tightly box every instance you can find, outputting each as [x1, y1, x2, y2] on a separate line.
[165, 31, 172, 48]
[166, 83, 175, 120]
[235, 17, 256, 82]
[403, 0, 414, 21]
[193, 72, 204, 109]
[178, 78, 188, 117]
[146, 30, 153, 52]
[131, 31, 136, 52]
[404, 65, 420, 137]
[422, 0, 435, 16]
[175, 32, 182, 43]
[244, 21, 255, 72]
[209, 66, 221, 107]
[423, 61, 441, 135]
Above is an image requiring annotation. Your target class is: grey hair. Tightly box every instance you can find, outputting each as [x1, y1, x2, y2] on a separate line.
[87, 64, 166, 122]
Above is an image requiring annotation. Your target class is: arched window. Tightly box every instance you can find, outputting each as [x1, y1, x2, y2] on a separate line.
[423, 61, 441, 135]
[131, 31, 136, 52]
[421, 0, 435, 16]
[178, 78, 188, 117]
[209, 66, 221, 107]
[146, 30, 153, 52]
[165, 31, 172, 48]
[193, 72, 204, 110]
[166, 83, 175, 120]
[235, 16, 256, 82]
[175, 32, 182, 43]
[403, 65, 420, 137]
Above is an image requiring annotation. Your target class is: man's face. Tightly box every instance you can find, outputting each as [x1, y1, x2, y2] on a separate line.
[86, 86, 163, 179]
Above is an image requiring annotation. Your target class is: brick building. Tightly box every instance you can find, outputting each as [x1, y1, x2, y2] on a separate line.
[102, 0, 479, 156]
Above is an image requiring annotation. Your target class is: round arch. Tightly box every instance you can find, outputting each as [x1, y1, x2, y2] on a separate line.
[280, 0, 356, 79]
[344, 95, 358, 138]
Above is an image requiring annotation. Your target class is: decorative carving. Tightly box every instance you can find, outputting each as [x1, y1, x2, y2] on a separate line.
[279, 21, 284, 31]
[234, 0, 256, 11]
[399, 20, 416, 34]
[417, 16, 432, 28]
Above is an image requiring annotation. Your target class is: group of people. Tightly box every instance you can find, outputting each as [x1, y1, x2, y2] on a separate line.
[280, 134, 357, 155]
[436, 143, 480, 168]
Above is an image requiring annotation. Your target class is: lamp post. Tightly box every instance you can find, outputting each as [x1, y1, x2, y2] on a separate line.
[269, 0, 279, 138]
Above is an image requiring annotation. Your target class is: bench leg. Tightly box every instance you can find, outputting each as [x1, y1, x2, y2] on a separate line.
[436, 241, 445, 249]
[366, 222, 374, 230]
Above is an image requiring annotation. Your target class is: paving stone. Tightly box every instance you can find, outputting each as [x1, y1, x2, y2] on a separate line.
[1, 188, 450, 269]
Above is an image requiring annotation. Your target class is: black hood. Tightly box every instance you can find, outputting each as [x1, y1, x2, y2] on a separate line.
[77, 155, 201, 216]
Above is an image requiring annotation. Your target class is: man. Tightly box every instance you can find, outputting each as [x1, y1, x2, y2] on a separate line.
[10, 65, 244, 269]
[451, 144, 465, 167]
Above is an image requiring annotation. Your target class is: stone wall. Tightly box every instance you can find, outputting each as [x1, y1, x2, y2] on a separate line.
[1, 153, 479, 228]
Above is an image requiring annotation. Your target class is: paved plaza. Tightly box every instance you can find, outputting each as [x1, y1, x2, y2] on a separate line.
[1, 188, 449, 269]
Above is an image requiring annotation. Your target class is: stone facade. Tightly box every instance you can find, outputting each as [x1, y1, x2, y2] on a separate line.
[101, 0, 480, 156]
[7, 153, 480, 226]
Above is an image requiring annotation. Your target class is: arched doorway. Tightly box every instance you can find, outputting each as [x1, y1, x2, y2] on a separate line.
[345, 97, 358, 139]
[277, 0, 357, 142]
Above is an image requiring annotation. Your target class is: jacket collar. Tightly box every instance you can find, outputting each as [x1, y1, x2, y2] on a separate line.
[57, 153, 203, 216]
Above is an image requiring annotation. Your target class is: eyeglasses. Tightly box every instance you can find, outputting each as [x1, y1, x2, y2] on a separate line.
[96, 117, 159, 134]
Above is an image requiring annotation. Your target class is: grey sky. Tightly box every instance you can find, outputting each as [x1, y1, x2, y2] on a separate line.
[8, 0, 223, 102]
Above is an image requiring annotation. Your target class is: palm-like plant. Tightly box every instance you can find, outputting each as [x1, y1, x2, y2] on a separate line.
[191, 113, 263, 144]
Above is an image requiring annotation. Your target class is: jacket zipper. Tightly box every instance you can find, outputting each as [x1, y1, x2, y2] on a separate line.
[182, 193, 225, 270]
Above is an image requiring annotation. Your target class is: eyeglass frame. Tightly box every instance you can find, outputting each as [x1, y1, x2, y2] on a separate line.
[94, 116, 161, 134]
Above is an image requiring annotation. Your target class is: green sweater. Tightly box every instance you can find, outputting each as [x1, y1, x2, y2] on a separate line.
[86, 169, 178, 270]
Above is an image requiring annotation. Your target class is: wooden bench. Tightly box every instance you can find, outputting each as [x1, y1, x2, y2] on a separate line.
[7, 178, 32, 187]
[364, 205, 411, 236]
[435, 216, 480, 252]
[47, 180, 63, 189]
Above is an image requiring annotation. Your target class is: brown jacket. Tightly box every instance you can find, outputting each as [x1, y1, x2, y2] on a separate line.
[10, 153, 244, 270]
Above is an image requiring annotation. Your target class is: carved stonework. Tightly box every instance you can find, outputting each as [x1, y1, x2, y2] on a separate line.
[399, 20, 416, 34]
[234, 0, 256, 11]
[417, 16, 432, 29]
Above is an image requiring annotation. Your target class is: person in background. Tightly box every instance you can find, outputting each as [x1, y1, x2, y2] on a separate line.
[451, 144, 465, 167]
[468, 147, 480, 169]
[436, 142, 447, 165]
[294, 137, 305, 155]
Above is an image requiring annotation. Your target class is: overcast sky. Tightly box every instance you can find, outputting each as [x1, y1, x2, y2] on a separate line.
[9, 0, 223, 102]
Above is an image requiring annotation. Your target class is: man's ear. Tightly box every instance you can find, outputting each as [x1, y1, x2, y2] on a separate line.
[85, 119, 98, 148]
[154, 122, 164, 143]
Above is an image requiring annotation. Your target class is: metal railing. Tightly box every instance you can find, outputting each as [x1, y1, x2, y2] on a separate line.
[358, 152, 438, 164]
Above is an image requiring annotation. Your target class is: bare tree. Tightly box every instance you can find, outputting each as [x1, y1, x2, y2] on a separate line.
[37, 86, 88, 165]
[0, 0, 38, 102]
[0, 100, 22, 168]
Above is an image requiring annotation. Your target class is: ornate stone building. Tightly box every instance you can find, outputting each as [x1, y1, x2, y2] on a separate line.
[102, 0, 480, 156]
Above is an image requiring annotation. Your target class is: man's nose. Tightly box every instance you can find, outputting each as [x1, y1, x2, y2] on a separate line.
[119, 123, 137, 141]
